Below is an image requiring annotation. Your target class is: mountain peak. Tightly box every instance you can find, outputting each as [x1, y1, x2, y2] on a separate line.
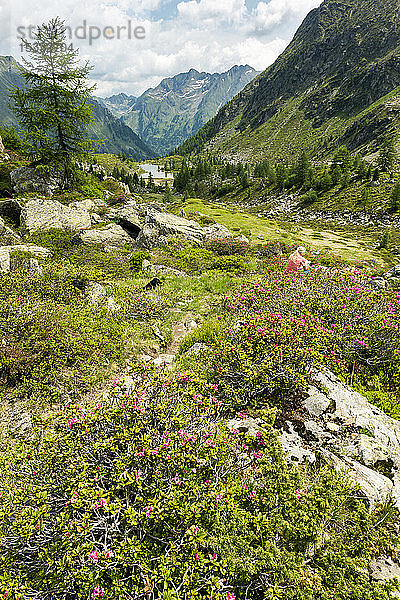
[107, 65, 259, 155]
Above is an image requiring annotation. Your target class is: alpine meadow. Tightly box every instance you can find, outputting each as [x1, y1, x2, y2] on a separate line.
[1, 1, 400, 599]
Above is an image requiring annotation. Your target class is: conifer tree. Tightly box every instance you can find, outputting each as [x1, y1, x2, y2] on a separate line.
[378, 135, 397, 173]
[294, 150, 310, 187]
[10, 17, 96, 188]
[391, 180, 400, 212]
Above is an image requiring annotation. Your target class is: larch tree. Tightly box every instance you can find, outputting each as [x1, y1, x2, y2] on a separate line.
[10, 17, 96, 188]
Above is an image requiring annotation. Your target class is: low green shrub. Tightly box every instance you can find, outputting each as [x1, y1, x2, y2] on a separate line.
[129, 251, 151, 273]
[300, 189, 318, 205]
[0, 369, 397, 599]
[66, 246, 133, 281]
[0, 300, 125, 403]
[211, 255, 245, 273]
[189, 270, 400, 416]
[27, 229, 75, 254]
[206, 238, 250, 256]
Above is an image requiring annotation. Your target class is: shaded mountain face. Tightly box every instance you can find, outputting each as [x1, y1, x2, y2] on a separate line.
[0, 56, 153, 159]
[176, 0, 400, 161]
[99, 65, 259, 156]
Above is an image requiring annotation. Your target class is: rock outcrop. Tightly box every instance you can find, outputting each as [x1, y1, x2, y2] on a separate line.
[104, 200, 237, 248]
[203, 223, 233, 243]
[0, 199, 22, 227]
[135, 224, 160, 249]
[72, 223, 133, 247]
[145, 209, 205, 245]
[10, 166, 62, 196]
[0, 244, 51, 274]
[2, 244, 51, 258]
[0, 248, 10, 273]
[0, 217, 21, 245]
[21, 198, 91, 234]
[278, 368, 400, 510]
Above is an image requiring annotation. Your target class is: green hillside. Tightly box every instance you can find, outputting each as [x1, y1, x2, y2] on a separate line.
[176, 0, 400, 162]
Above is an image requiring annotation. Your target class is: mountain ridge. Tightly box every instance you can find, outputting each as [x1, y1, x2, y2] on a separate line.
[97, 64, 260, 156]
[0, 55, 153, 160]
[176, 0, 400, 161]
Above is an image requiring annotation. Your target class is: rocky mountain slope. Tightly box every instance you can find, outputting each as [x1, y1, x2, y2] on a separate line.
[0, 56, 153, 159]
[177, 0, 400, 162]
[94, 92, 137, 118]
[99, 65, 259, 156]
[1, 133, 400, 595]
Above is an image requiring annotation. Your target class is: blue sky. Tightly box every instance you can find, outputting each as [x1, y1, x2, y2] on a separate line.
[1, 0, 322, 96]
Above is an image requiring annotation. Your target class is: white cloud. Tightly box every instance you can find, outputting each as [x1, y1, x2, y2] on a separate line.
[253, 0, 321, 32]
[0, 0, 323, 96]
[177, 0, 246, 26]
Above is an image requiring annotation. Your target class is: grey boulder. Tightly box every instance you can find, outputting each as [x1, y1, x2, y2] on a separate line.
[73, 223, 133, 247]
[288, 368, 400, 510]
[0, 244, 51, 274]
[0, 216, 21, 245]
[145, 209, 204, 245]
[86, 282, 107, 304]
[21, 197, 91, 234]
[10, 166, 62, 196]
[4, 244, 51, 258]
[0, 199, 22, 226]
[370, 556, 400, 588]
[203, 223, 233, 243]
[227, 416, 266, 439]
[321, 449, 394, 510]
[0, 248, 10, 273]
[135, 224, 160, 249]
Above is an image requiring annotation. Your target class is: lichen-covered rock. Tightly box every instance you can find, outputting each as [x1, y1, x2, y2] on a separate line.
[203, 223, 233, 243]
[106, 296, 121, 312]
[143, 262, 185, 276]
[227, 416, 266, 439]
[370, 556, 400, 590]
[321, 449, 394, 510]
[185, 342, 209, 356]
[73, 224, 133, 247]
[303, 385, 330, 417]
[135, 224, 160, 249]
[86, 282, 107, 304]
[369, 277, 387, 289]
[1, 244, 51, 259]
[282, 368, 400, 510]
[235, 234, 250, 244]
[7, 403, 33, 439]
[145, 209, 204, 245]
[0, 216, 21, 245]
[10, 166, 62, 196]
[0, 199, 22, 227]
[21, 197, 91, 234]
[0, 248, 10, 273]
[279, 422, 317, 464]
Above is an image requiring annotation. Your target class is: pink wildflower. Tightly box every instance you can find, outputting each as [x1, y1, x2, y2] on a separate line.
[295, 488, 305, 500]
[91, 587, 105, 599]
[89, 550, 99, 562]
